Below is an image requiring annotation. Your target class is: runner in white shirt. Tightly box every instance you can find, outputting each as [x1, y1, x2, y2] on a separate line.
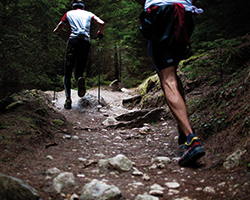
[53, 0, 105, 109]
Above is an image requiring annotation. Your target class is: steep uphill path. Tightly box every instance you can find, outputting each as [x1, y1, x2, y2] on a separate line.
[40, 87, 249, 199]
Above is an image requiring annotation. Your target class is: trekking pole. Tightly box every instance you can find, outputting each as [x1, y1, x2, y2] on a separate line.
[97, 39, 102, 111]
[52, 34, 61, 105]
[52, 62, 57, 105]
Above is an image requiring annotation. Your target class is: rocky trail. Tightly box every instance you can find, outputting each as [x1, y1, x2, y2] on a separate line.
[1, 86, 249, 200]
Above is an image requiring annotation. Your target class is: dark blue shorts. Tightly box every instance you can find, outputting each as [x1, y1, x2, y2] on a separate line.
[148, 12, 194, 72]
[150, 41, 188, 72]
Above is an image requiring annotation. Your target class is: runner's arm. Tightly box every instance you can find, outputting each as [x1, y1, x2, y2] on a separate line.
[92, 16, 105, 34]
[53, 22, 65, 35]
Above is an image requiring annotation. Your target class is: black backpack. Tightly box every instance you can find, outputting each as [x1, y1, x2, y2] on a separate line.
[139, 4, 175, 44]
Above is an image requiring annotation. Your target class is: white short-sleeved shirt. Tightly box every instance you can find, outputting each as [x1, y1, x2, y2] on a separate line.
[61, 9, 95, 42]
[144, 0, 193, 11]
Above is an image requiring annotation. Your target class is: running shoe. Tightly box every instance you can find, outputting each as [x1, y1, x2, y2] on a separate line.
[178, 125, 196, 145]
[78, 77, 86, 97]
[64, 98, 72, 109]
[178, 137, 205, 166]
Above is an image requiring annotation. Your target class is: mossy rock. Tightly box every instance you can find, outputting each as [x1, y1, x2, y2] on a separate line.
[5, 101, 23, 110]
[0, 173, 41, 200]
[137, 74, 159, 95]
[53, 119, 64, 126]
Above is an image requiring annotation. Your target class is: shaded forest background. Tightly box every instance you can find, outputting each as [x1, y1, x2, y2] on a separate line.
[1, 0, 250, 99]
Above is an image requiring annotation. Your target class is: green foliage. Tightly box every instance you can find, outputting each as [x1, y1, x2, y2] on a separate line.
[182, 37, 242, 83]
[86, 0, 151, 86]
[0, 0, 67, 97]
[187, 65, 250, 138]
[85, 74, 111, 90]
[1, 0, 250, 98]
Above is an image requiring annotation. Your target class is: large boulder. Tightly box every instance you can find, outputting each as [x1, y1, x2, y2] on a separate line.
[52, 172, 76, 193]
[109, 154, 133, 172]
[80, 179, 122, 200]
[0, 173, 41, 200]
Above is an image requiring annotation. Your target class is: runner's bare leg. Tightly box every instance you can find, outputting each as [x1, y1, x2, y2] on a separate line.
[158, 65, 192, 137]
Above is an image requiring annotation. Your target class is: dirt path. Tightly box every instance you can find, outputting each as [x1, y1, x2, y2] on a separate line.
[40, 87, 250, 200]
[1, 87, 247, 200]
[53, 87, 135, 117]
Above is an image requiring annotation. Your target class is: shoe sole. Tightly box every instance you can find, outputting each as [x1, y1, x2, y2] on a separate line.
[179, 146, 205, 166]
[64, 104, 72, 109]
[78, 77, 86, 97]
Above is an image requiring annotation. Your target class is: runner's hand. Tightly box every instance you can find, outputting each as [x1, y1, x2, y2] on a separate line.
[97, 31, 104, 39]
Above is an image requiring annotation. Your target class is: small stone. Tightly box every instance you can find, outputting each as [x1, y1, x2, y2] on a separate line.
[91, 169, 99, 173]
[132, 182, 144, 188]
[223, 149, 246, 169]
[46, 155, 53, 160]
[95, 153, 106, 158]
[142, 174, 150, 181]
[132, 171, 143, 176]
[64, 134, 71, 139]
[168, 189, 179, 195]
[140, 131, 148, 135]
[45, 176, 52, 180]
[149, 164, 157, 169]
[78, 157, 87, 162]
[72, 136, 79, 140]
[218, 182, 226, 187]
[150, 183, 165, 191]
[46, 167, 61, 176]
[157, 163, 165, 169]
[109, 154, 133, 172]
[149, 190, 163, 196]
[70, 193, 79, 200]
[203, 186, 215, 194]
[119, 130, 127, 134]
[98, 159, 110, 168]
[146, 138, 152, 142]
[52, 172, 76, 193]
[155, 156, 171, 164]
[134, 194, 159, 200]
[165, 182, 180, 189]
[77, 174, 85, 178]
[140, 126, 151, 132]
[102, 117, 118, 126]
[114, 136, 122, 140]
[172, 157, 180, 162]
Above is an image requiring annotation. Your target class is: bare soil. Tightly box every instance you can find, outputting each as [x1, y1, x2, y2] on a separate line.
[0, 85, 250, 200]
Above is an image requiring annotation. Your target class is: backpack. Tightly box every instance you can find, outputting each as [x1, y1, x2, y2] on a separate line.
[139, 4, 193, 46]
[139, 4, 175, 44]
